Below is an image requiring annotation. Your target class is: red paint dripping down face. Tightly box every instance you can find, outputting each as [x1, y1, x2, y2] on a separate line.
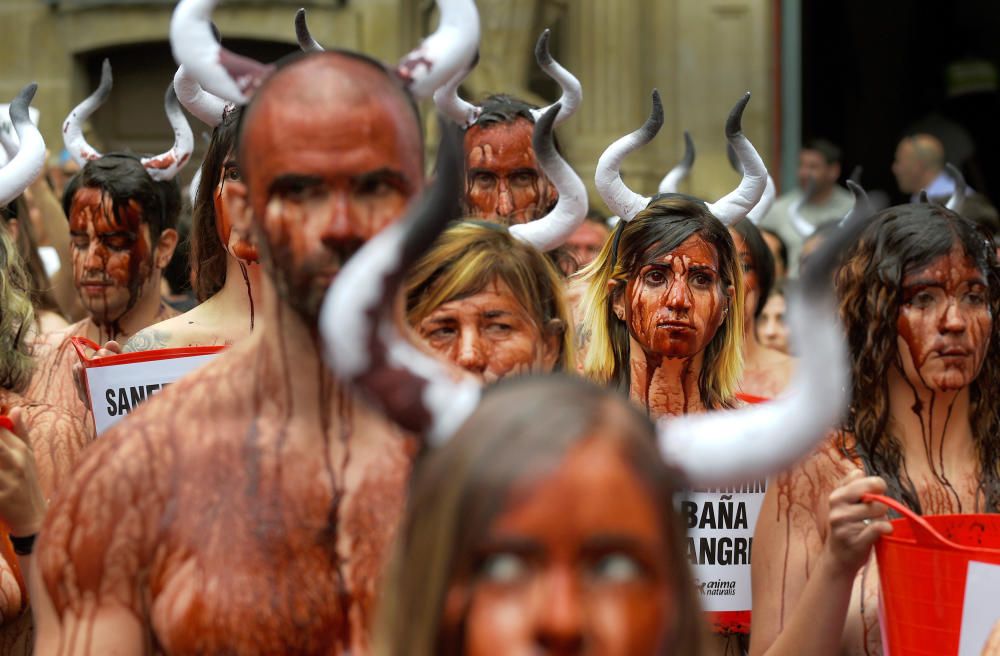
[215, 159, 258, 264]
[619, 235, 728, 360]
[68, 186, 153, 324]
[447, 436, 676, 656]
[896, 244, 992, 392]
[241, 55, 424, 322]
[464, 118, 557, 226]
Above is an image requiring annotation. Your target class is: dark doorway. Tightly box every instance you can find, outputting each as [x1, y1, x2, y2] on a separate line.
[802, 0, 1000, 206]
[80, 38, 296, 190]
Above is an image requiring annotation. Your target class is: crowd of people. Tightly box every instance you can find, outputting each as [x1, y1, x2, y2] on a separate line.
[0, 0, 998, 654]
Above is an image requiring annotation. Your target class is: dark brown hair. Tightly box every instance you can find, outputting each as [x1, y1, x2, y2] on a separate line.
[836, 203, 1000, 512]
[190, 106, 243, 301]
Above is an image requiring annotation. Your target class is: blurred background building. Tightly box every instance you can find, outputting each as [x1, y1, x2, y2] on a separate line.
[2, 0, 999, 211]
[0, 0, 776, 211]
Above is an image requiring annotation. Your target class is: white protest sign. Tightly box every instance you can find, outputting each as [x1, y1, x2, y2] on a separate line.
[0, 104, 41, 167]
[77, 344, 223, 435]
[959, 560, 1000, 656]
[681, 480, 767, 613]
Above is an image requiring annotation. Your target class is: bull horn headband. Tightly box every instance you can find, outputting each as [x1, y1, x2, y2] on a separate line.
[839, 179, 873, 226]
[433, 28, 582, 129]
[0, 84, 46, 207]
[63, 60, 194, 181]
[320, 129, 862, 489]
[596, 91, 767, 226]
[593, 89, 662, 222]
[658, 131, 695, 194]
[507, 103, 588, 252]
[173, 0, 479, 104]
[945, 163, 966, 212]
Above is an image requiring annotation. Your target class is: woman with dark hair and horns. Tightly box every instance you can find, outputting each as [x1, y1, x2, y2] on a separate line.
[751, 201, 1000, 655]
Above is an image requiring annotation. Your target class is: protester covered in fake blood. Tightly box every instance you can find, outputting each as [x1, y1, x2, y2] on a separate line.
[405, 221, 574, 380]
[374, 374, 708, 656]
[122, 102, 262, 352]
[462, 97, 558, 225]
[582, 197, 745, 414]
[579, 90, 771, 416]
[432, 29, 580, 226]
[751, 203, 1000, 656]
[730, 219, 795, 401]
[577, 90, 773, 654]
[29, 0, 478, 650]
[25, 63, 190, 426]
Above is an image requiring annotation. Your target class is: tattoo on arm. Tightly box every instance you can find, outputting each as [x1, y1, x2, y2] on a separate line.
[122, 329, 170, 354]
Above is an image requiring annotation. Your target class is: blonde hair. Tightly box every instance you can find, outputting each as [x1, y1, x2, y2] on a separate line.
[405, 221, 574, 372]
[578, 197, 744, 408]
[0, 222, 36, 392]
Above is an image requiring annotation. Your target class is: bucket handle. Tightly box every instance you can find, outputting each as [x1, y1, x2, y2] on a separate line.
[861, 493, 967, 550]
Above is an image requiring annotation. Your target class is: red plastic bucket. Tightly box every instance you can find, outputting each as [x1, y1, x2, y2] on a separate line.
[863, 493, 1000, 655]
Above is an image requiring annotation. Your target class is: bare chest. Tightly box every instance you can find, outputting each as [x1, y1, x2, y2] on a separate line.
[146, 415, 415, 655]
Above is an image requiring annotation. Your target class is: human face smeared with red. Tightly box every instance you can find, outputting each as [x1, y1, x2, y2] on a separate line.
[618, 235, 728, 360]
[215, 159, 258, 263]
[729, 230, 759, 330]
[415, 278, 560, 382]
[447, 436, 676, 656]
[69, 186, 154, 324]
[464, 118, 556, 225]
[896, 245, 992, 392]
[240, 56, 423, 321]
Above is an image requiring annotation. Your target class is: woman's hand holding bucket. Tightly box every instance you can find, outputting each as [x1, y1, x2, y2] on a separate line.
[823, 470, 894, 578]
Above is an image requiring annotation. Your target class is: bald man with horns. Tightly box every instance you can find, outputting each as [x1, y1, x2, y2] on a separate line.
[28, 36, 472, 655]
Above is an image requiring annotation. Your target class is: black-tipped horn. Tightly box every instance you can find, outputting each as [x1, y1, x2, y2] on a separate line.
[0, 83, 46, 207]
[62, 59, 112, 166]
[529, 28, 582, 127]
[295, 9, 325, 52]
[594, 90, 662, 221]
[705, 92, 768, 226]
[509, 103, 588, 252]
[838, 179, 873, 228]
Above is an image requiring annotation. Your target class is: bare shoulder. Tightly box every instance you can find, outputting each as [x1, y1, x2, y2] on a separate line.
[123, 305, 234, 352]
